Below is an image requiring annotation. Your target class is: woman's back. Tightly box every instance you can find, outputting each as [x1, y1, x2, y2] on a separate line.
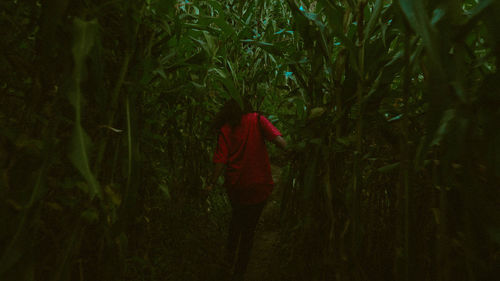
[213, 112, 282, 204]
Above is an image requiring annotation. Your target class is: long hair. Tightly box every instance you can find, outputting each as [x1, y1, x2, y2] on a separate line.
[213, 98, 253, 130]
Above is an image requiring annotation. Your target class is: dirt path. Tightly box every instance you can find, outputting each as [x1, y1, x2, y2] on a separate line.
[244, 164, 282, 281]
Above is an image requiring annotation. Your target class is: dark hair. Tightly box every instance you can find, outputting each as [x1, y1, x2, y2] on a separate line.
[213, 98, 253, 130]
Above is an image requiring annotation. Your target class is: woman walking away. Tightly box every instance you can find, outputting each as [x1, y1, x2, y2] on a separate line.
[205, 99, 286, 281]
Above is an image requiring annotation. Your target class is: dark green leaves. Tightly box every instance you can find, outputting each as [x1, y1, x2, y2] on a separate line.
[364, 0, 384, 42]
[69, 18, 101, 199]
[398, 0, 443, 75]
[240, 39, 282, 56]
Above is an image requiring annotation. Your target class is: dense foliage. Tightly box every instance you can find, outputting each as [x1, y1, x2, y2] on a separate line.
[1, 0, 499, 280]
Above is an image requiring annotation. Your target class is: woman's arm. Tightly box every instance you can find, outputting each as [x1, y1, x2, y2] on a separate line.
[205, 162, 225, 191]
[272, 135, 287, 150]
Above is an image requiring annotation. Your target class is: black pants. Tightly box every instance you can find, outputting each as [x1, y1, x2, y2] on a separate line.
[226, 200, 266, 279]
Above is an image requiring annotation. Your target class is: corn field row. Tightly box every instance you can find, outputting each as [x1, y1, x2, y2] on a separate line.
[1, 0, 499, 280]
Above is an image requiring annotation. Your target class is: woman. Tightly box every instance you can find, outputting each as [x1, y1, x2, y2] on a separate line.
[205, 99, 286, 280]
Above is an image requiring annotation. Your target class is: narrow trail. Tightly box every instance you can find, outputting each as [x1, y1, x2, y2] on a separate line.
[244, 164, 283, 281]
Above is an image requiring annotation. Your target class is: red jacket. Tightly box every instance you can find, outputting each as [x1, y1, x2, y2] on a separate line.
[213, 113, 282, 204]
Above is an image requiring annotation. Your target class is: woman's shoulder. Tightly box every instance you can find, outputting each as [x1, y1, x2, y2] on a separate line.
[245, 112, 261, 118]
[241, 112, 258, 121]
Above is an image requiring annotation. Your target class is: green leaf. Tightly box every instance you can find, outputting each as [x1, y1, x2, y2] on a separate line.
[68, 125, 100, 198]
[398, 0, 443, 76]
[430, 109, 455, 146]
[226, 60, 237, 86]
[240, 39, 283, 56]
[152, 0, 176, 16]
[378, 162, 400, 173]
[202, 31, 218, 57]
[0, 140, 52, 276]
[81, 208, 99, 223]
[125, 96, 133, 201]
[364, 0, 384, 42]
[222, 77, 242, 108]
[467, 0, 494, 19]
[308, 107, 326, 120]
[293, 97, 306, 119]
[211, 67, 242, 108]
[319, 0, 343, 34]
[69, 18, 101, 199]
[214, 16, 237, 39]
[71, 19, 98, 81]
[159, 184, 171, 200]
